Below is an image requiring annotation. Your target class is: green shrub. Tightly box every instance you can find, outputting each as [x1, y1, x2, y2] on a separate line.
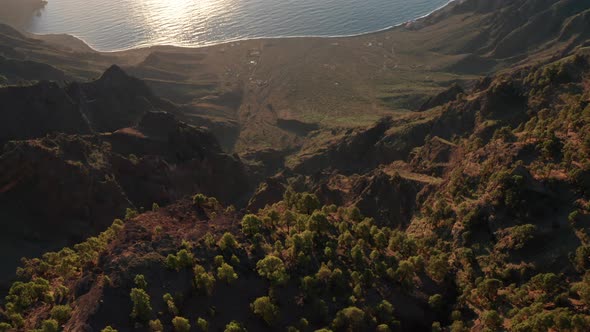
[538, 133, 562, 159]
[507, 224, 537, 250]
[217, 263, 238, 284]
[348, 206, 363, 222]
[528, 273, 562, 295]
[395, 260, 415, 287]
[376, 324, 391, 332]
[9, 314, 24, 329]
[196, 317, 209, 331]
[573, 273, 590, 305]
[101, 327, 118, 332]
[202, 232, 216, 248]
[296, 193, 321, 214]
[299, 318, 309, 330]
[350, 244, 365, 266]
[125, 208, 138, 220]
[251, 296, 279, 325]
[482, 310, 502, 330]
[308, 211, 329, 233]
[427, 253, 449, 281]
[226, 205, 236, 214]
[149, 319, 164, 332]
[450, 320, 466, 332]
[574, 246, 590, 271]
[163, 293, 179, 316]
[431, 322, 442, 332]
[428, 294, 443, 310]
[128, 153, 139, 164]
[40, 319, 59, 332]
[193, 193, 207, 205]
[332, 307, 367, 331]
[194, 265, 216, 295]
[177, 249, 194, 267]
[214, 255, 225, 267]
[6, 278, 51, 312]
[130, 288, 152, 321]
[230, 254, 240, 266]
[493, 126, 516, 142]
[172, 316, 191, 332]
[218, 233, 239, 252]
[316, 264, 332, 284]
[477, 278, 502, 303]
[154, 226, 163, 237]
[376, 300, 394, 324]
[50, 304, 72, 324]
[134, 274, 148, 290]
[166, 249, 194, 271]
[241, 214, 263, 236]
[207, 197, 219, 208]
[256, 255, 288, 285]
[224, 321, 246, 332]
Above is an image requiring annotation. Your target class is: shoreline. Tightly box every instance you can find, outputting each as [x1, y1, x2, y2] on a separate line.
[25, 0, 458, 54]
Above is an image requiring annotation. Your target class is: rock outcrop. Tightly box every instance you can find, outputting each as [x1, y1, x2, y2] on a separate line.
[0, 66, 257, 291]
[67, 65, 178, 133]
[0, 81, 91, 146]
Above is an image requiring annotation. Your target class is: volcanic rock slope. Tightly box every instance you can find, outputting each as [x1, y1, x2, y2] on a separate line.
[0, 66, 251, 295]
[1, 0, 590, 331]
[4, 47, 590, 332]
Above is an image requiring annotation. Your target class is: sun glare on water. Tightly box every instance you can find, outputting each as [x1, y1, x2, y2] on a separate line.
[138, 0, 230, 45]
[25, 0, 450, 51]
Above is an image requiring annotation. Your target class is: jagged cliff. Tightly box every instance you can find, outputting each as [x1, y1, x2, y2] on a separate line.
[0, 66, 253, 296]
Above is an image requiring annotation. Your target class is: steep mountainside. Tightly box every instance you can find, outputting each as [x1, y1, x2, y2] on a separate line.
[0, 65, 176, 146]
[1, 0, 590, 331]
[0, 81, 92, 145]
[3, 40, 590, 332]
[67, 65, 178, 133]
[0, 67, 252, 296]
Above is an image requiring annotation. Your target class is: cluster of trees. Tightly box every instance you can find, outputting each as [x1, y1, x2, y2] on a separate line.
[5, 52, 590, 331]
[1, 219, 124, 331]
[119, 190, 449, 331]
[409, 54, 590, 331]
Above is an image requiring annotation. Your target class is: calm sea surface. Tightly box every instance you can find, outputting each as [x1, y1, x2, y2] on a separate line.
[25, 0, 450, 51]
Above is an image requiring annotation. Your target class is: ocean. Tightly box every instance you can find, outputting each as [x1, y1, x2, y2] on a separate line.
[25, 0, 450, 51]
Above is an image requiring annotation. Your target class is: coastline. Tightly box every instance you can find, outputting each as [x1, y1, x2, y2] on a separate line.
[1, 0, 476, 153]
[25, 0, 459, 54]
